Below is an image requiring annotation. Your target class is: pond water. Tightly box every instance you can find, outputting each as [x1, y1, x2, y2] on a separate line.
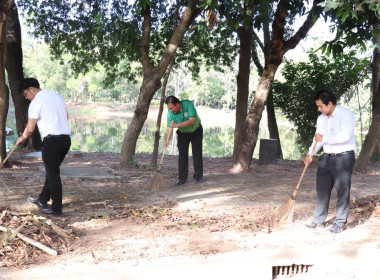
[6, 106, 303, 159]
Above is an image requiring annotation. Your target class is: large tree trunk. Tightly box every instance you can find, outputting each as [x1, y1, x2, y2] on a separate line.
[373, 135, 380, 158]
[120, 1, 201, 165]
[253, 36, 283, 159]
[233, 0, 322, 171]
[267, 90, 283, 158]
[0, 8, 9, 163]
[5, 4, 41, 151]
[232, 26, 252, 161]
[355, 16, 380, 169]
[233, 66, 278, 171]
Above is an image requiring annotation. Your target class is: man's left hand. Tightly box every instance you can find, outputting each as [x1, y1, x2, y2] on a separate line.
[315, 133, 323, 142]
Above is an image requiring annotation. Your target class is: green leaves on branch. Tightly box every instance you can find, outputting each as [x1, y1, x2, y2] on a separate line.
[134, 0, 153, 15]
[322, 0, 380, 16]
[272, 51, 369, 152]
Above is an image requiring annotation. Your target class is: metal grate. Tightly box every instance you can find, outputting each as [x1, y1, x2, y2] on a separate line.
[272, 264, 313, 279]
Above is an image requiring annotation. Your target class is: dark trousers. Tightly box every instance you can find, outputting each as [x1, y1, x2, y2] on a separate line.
[177, 125, 203, 182]
[313, 151, 355, 227]
[39, 135, 71, 212]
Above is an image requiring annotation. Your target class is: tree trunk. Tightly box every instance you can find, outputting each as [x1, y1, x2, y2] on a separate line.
[373, 136, 380, 158]
[5, 4, 41, 151]
[233, 0, 322, 171]
[233, 65, 278, 171]
[151, 60, 173, 167]
[232, 26, 252, 161]
[355, 16, 380, 169]
[266, 90, 283, 158]
[120, 1, 201, 165]
[0, 18, 8, 162]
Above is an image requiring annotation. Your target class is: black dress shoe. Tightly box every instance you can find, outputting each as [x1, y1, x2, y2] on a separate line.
[306, 222, 321, 229]
[27, 197, 48, 208]
[174, 179, 186, 186]
[329, 224, 342, 234]
[39, 207, 62, 216]
[194, 178, 202, 184]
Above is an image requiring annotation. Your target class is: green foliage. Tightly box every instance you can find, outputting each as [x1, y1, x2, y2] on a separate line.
[203, 76, 225, 107]
[320, 0, 379, 55]
[17, 0, 236, 85]
[272, 51, 369, 152]
[179, 90, 193, 101]
[322, 0, 380, 16]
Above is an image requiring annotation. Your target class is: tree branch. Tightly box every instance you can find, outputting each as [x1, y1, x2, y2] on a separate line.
[141, 5, 153, 74]
[252, 30, 264, 53]
[157, 0, 201, 76]
[252, 46, 264, 75]
[284, 0, 323, 52]
[0, 226, 57, 256]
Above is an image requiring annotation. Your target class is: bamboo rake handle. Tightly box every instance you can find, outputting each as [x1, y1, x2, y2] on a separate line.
[290, 141, 318, 199]
[1, 144, 18, 169]
[158, 127, 173, 171]
[157, 146, 166, 171]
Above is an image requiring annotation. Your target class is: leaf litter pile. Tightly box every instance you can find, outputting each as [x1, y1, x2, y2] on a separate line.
[0, 207, 75, 268]
[1, 194, 379, 268]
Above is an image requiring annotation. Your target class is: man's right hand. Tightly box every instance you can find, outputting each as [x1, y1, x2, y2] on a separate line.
[304, 154, 312, 165]
[164, 127, 173, 148]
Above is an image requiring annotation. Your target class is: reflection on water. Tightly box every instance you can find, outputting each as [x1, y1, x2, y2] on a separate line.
[6, 107, 303, 159]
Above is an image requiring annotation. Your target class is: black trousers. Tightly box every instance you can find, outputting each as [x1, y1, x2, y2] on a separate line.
[39, 135, 71, 212]
[313, 151, 355, 227]
[177, 125, 203, 182]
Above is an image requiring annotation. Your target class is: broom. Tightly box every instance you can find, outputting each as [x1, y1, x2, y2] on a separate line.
[146, 147, 167, 190]
[0, 144, 18, 169]
[276, 141, 318, 225]
[146, 128, 172, 190]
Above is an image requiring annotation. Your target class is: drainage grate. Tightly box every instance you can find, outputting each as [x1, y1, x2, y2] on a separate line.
[272, 264, 313, 279]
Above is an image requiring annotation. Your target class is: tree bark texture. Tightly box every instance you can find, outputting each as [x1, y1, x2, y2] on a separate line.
[355, 17, 380, 169]
[232, 26, 252, 162]
[0, 6, 9, 162]
[233, 0, 322, 171]
[266, 90, 283, 158]
[5, 4, 41, 151]
[120, 1, 201, 165]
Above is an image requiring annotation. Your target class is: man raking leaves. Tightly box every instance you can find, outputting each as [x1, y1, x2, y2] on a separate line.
[17, 78, 71, 216]
[305, 88, 355, 234]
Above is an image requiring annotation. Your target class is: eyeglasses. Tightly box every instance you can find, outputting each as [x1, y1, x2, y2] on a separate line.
[22, 88, 31, 97]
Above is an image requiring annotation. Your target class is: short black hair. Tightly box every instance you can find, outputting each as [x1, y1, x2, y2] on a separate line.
[314, 88, 337, 105]
[19, 78, 40, 93]
[165, 95, 180, 105]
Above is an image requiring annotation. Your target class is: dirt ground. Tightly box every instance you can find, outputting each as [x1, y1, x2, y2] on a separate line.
[1, 101, 379, 279]
[1, 148, 380, 279]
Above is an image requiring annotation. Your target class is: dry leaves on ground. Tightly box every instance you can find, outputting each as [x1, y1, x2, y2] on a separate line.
[0, 207, 75, 268]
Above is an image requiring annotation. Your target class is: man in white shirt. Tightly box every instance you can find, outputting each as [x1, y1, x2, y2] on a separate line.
[16, 78, 71, 215]
[304, 88, 355, 233]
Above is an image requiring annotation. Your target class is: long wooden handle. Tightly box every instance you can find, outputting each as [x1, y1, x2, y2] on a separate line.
[157, 146, 166, 171]
[291, 141, 318, 199]
[157, 127, 173, 171]
[1, 145, 18, 169]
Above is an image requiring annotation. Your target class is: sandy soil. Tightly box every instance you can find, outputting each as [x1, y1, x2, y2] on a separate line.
[1, 102, 380, 279]
[1, 149, 380, 279]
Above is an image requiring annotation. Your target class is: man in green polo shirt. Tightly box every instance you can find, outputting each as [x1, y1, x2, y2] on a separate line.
[164, 95, 203, 186]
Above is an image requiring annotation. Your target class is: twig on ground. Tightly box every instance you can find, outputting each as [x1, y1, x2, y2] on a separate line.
[0, 226, 57, 256]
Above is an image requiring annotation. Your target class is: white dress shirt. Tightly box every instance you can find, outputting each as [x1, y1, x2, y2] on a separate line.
[28, 89, 71, 138]
[308, 105, 355, 155]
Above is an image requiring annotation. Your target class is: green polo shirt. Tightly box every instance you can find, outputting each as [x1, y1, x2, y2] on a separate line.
[167, 100, 201, 133]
